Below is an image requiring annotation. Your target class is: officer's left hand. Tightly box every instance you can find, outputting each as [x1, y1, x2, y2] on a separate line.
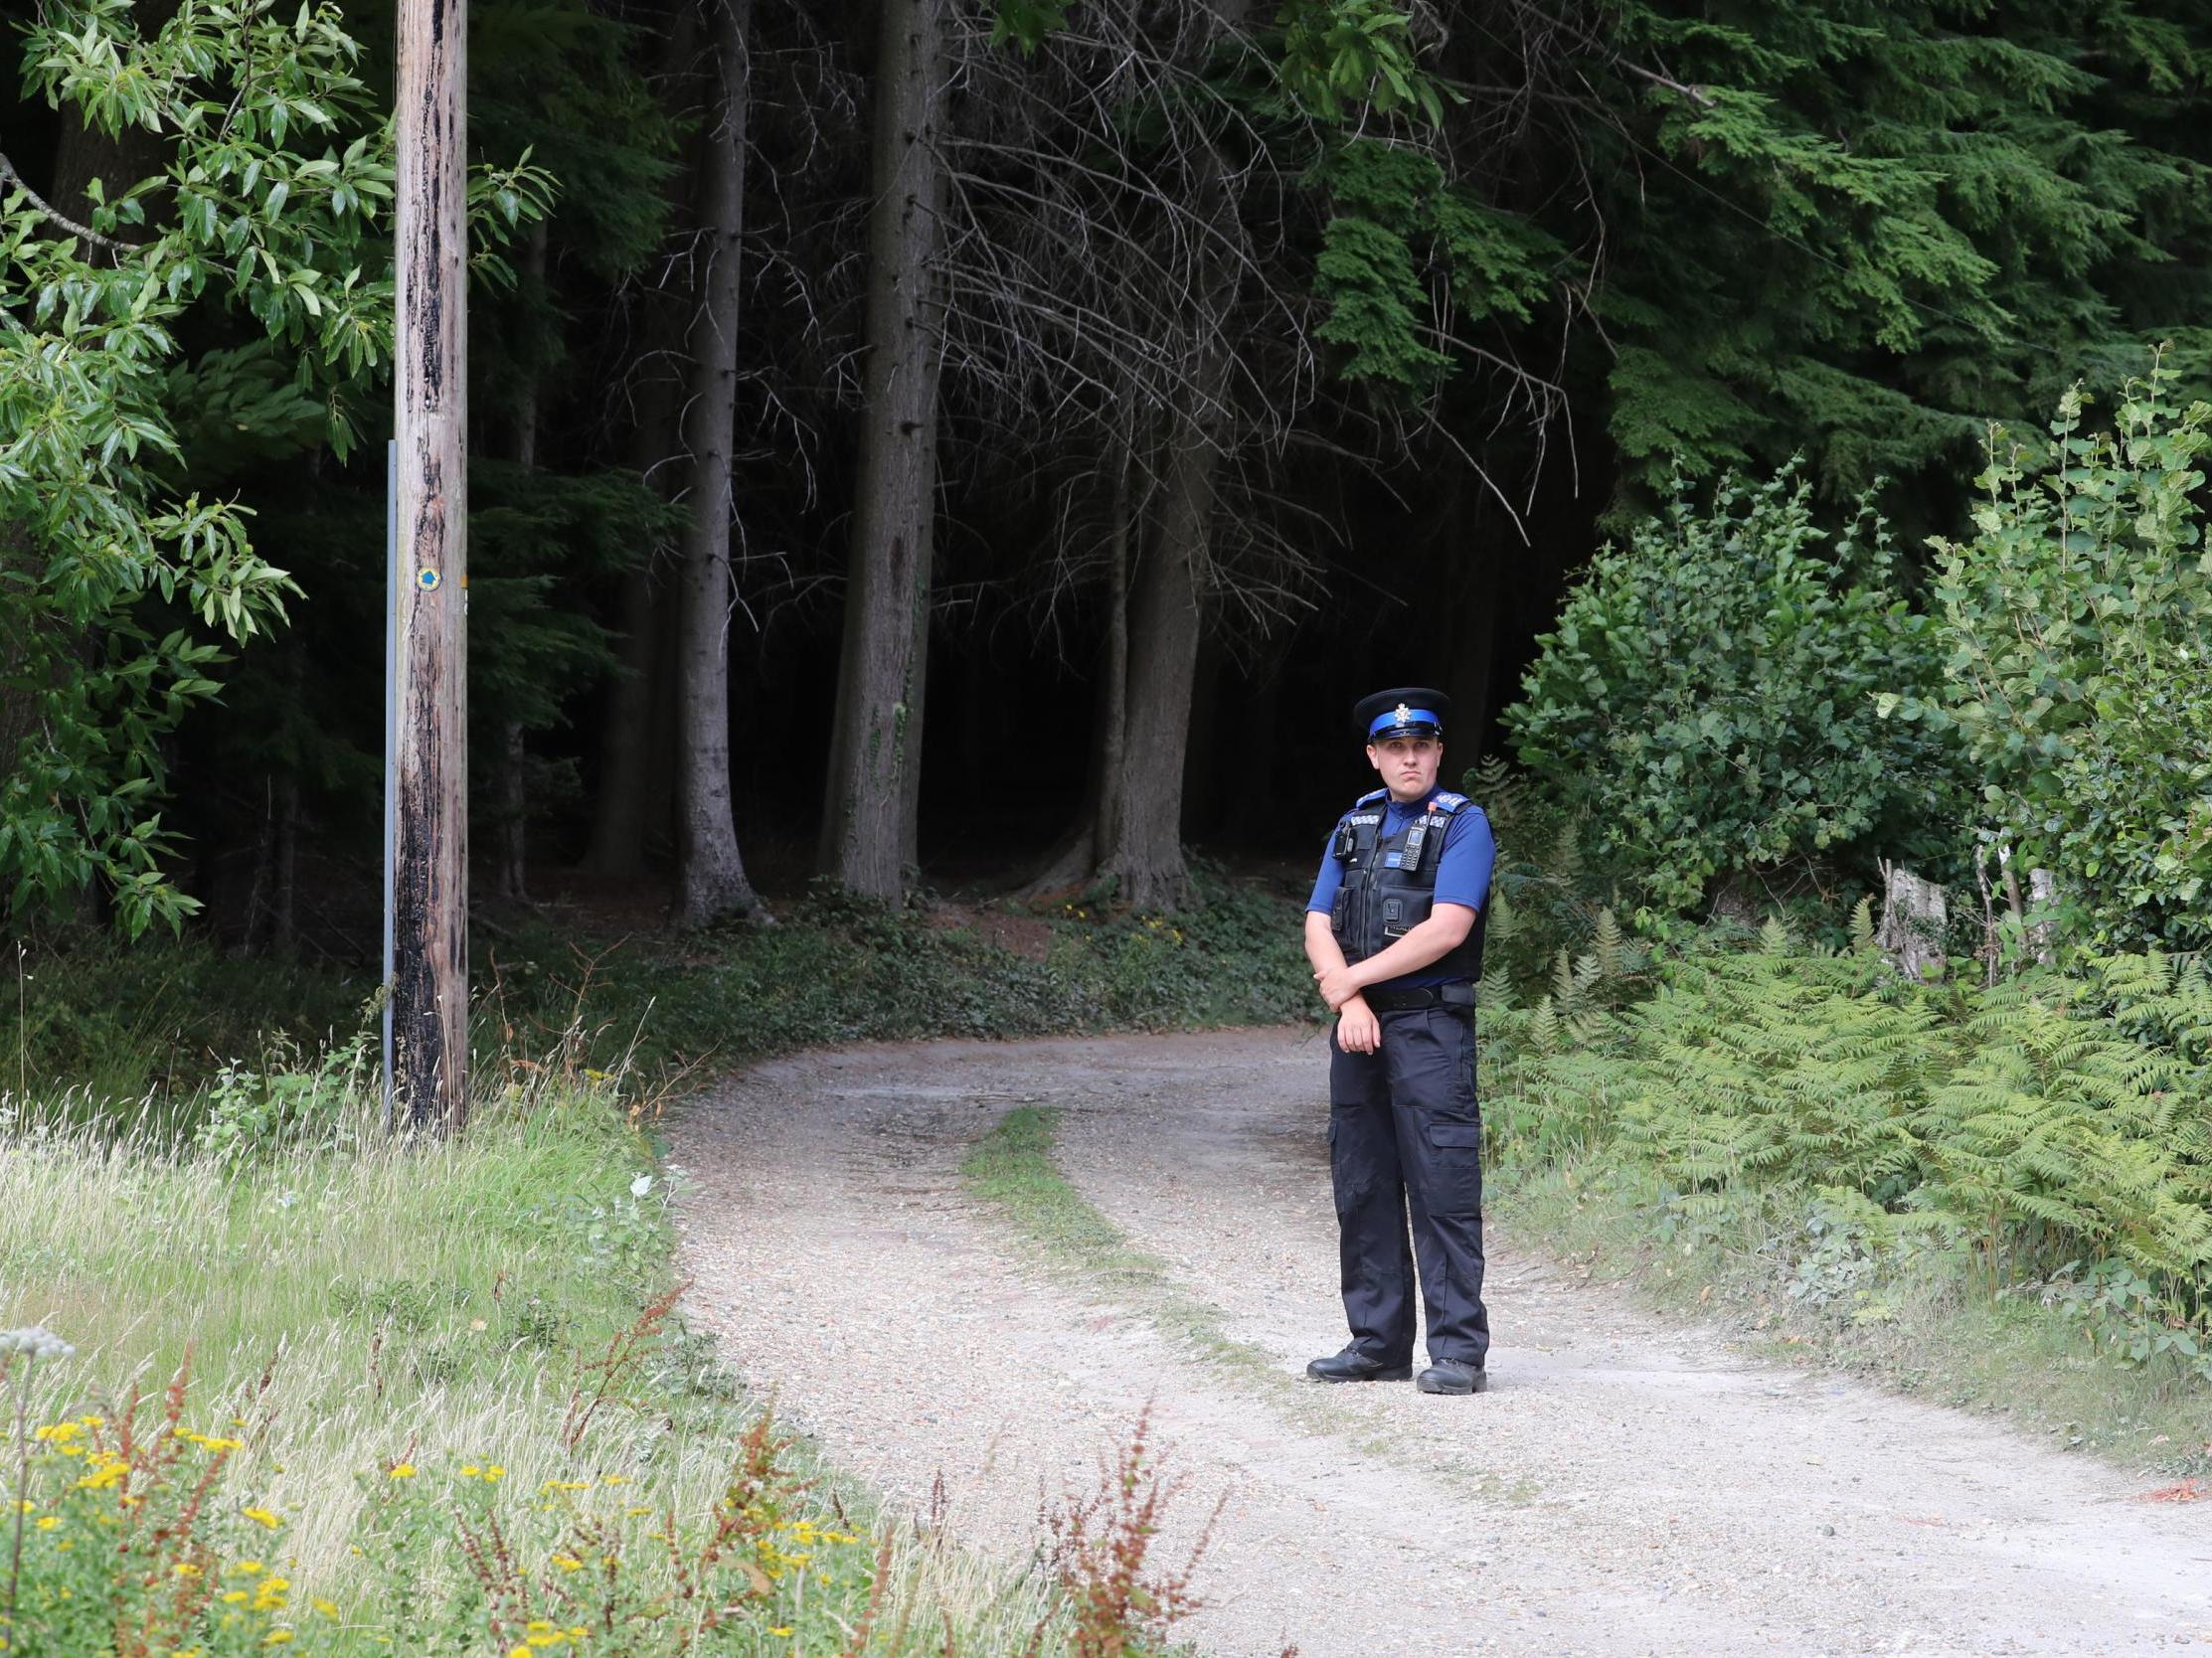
[1336, 998, 1381, 1053]
[1314, 962, 1365, 1011]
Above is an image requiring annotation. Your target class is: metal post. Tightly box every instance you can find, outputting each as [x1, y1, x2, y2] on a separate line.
[391, 0, 469, 1132]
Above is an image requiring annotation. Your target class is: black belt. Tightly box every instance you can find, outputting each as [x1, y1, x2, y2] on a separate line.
[1363, 984, 1475, 1013]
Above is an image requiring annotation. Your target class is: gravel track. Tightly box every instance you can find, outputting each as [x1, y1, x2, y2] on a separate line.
[670, 1028, 2212, 1658]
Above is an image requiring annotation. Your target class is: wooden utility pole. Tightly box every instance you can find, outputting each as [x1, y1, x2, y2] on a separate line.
[389, 0, 469, 1131]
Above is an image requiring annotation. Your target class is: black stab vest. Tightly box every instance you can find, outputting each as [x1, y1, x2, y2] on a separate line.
[1327, 789, 1486, 981]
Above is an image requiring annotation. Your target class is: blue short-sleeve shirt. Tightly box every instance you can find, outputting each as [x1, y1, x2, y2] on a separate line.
[1306, 797, 1495, 989]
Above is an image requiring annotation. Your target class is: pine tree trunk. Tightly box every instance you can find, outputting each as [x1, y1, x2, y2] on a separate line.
[817, 0, 948, 901]
[584, 566, 661, 878]
[584, 8, 698, 883]
[494, 223, 549, 904]
[269, 770, 297, 958]
[1017, 419, 1135, 900]
[1088, 0, 1247, 914]
[674, 0, 765, 926]
[1230, 655, 1282, 821]
[1101, 415, 1214, 912]
[495, 721, 529, 901]
[1095, 0, 1244, 912]
[1097, 421, 1132, 863]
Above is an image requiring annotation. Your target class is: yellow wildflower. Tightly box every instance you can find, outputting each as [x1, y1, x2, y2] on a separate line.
[387, 1463, 417, 1479]
[242, 1507, 281, 1530]
[312, 1599, 339, 1618]
[222, 1590, 249, 1605]
[33, 1422, 79, 1443]
[484, 1465, 505, 1481]
[769, 1629, 792, 1638]
[230, 1562, 265, 1576]
[550, 1555, 583, 1573]
[263, 1633, 294, 1647]
[508, 1649, 532, 1658]
[175, 1564, 202, 1578]
[35, 1517, 59, 1532]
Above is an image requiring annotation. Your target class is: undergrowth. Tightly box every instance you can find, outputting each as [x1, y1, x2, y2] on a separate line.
[1479, 916, 2212, 1466]
[0, 867, 1313, 1132]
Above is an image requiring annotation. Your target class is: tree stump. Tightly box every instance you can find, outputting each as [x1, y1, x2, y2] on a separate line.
[1876, 861, 1948, 983]
[2026, 868, 2058, 965]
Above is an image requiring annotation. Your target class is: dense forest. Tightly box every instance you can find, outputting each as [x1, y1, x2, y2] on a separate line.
[6, 0, 2212, 954]
[11, 11, 2212, 1648]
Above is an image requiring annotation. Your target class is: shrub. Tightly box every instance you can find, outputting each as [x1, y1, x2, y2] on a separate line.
[194, 1026, 380, 1163]
[1506, 464, 1962, 911]
[1886, 369, 2212, 950]
[1483, 930, 2212, 1377]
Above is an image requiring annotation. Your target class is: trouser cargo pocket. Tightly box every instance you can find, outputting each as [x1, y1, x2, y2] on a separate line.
[1422, 1118, 1482, 1219]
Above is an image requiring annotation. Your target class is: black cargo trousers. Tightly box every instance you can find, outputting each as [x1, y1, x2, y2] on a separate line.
[1327, 1001, 1490, 1368]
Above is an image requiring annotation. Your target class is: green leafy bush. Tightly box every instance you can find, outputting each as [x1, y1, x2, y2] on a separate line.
[1506, 465, 1962, 910]
[1886, 372, 2212, 950]
[194, 1027, 380, 1164]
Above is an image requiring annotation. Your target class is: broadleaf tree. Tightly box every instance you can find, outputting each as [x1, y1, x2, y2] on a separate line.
[0, 0, 549, 936]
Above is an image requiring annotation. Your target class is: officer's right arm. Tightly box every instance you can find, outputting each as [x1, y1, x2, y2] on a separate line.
[1303, 828, 1349, 980]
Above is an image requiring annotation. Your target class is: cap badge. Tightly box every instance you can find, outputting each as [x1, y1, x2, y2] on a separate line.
[1394, 702, 1412, 725]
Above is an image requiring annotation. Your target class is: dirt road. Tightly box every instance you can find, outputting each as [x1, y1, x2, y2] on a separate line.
[671, 1029, 2212, 1658]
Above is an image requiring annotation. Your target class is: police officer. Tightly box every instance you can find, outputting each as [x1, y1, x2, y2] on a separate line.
[1303, 687, 1495, 1395]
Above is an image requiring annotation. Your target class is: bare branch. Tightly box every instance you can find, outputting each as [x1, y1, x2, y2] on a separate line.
[0, 151, 142, 251]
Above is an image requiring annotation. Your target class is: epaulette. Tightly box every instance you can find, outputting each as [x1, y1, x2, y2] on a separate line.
[1429, 791, 1469, 813]
[1354, 788, 1388, 807]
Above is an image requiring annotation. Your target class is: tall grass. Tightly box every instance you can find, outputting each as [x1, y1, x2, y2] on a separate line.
[0, 1060, 1076, 1652]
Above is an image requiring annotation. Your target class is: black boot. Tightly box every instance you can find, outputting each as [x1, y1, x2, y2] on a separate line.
[1305, 1346, 1413, 1383]
[1416, 1357, 1487, 1395]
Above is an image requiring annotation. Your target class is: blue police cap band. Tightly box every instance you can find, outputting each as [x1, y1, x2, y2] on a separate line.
[1368, 706, 1442, 738]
